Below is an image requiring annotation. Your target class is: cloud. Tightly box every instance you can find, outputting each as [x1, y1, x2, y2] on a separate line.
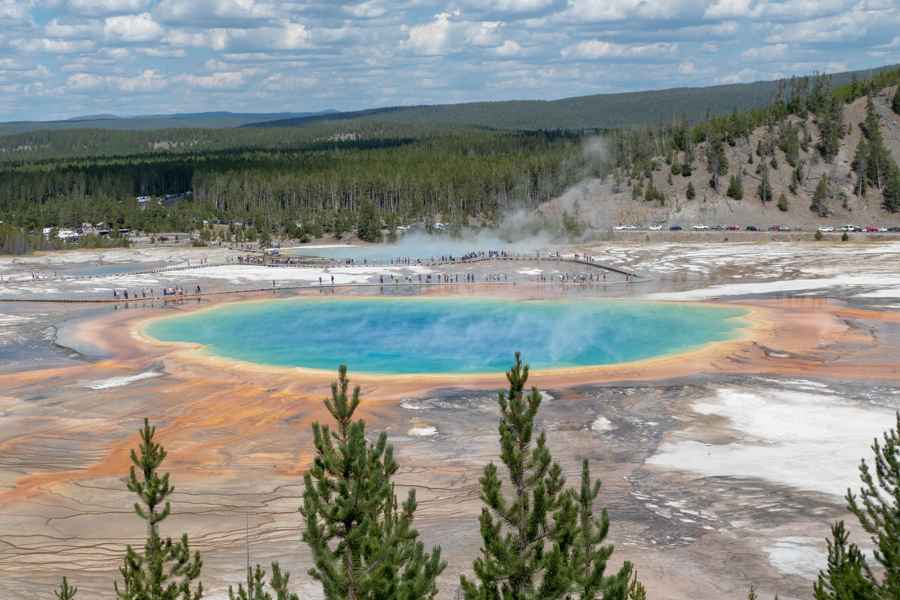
[741, 43, 788, 60]
[66, 68, 168, 92]
[561, 40, 678, 59]
[342, 1, 386, 19]
[64, 0, 150, 16]
[561, 0, 703, 22]
[154, 0, 276, 26]
[677, 60, 696, 74]
[45, 18, 102, 39]
[177, 70, 251, 89]
[404, 11, 504, 55]
[495, 39, 524, 56]
[14, 38, 95, 53]
[104, 13, 164, 43]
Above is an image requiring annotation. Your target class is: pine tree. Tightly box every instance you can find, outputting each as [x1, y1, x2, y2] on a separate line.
[229, 564, 298, 600]
[758, 163, 773, 203]
[846, 412, 900, 595]
[893, 88, 900, 116]
[54, 577, 77, 600]
[726, 175, 743, 200]
[356, 200, 382, 243]
[686, 181, 696, 200]
[460, 353, 574, 599]
[884, 165, 900, 213]
[777, 193, 788, 212]
[571, 460, 634, 599]
[114, 419, 203, 600]
[301, 366, 445, 600]
[811, 175, 829, 216]
[813, 521, 876, 600]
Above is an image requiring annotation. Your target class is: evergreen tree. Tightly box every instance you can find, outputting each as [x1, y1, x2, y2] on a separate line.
[229, 564, 298, 600]
[460, 353, 574, 600]
[301, 366, 445, 600]
[571, 460, 634, 599]
[777, 193, 789, 212]
[54, 577, 77, 600]
[813, 521, 876, 600]
[758, 163, 773, 203]
[114, 419, 203, 600]
[686, 181, 696, 200]
[726, 175, 744, 200]
[356, 200, 382, 243]
[811, 175, 829, 216]
[461, 354, 632, 600]
[846, 412, 900, 595]
[893, 88, 900, 116]
[884, 166, 900, 213]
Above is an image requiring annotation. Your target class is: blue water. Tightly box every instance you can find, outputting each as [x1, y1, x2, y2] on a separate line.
[146, 297, 746, 374]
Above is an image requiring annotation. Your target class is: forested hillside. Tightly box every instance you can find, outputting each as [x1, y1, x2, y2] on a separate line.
[251, 67, 890, 131]
[0, 110, 336, 137]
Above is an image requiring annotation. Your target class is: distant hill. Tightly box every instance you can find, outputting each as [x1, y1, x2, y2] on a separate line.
[0, 110, 339, 136]
[247, 66, 896, 131]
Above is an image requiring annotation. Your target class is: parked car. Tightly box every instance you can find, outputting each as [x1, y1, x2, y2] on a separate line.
[865, 226, 880, 232]
[745, 225, 759, 231]
[839, 224, 858, 232]
[614, 225, 637, 231]
[818, 226, 835, 233]
[768, 225, 780, 231]
[648, 224, 663, 231]
[778, 225, 793, 232]
[726, 225, 740, 231]
[888, 227, 900, 232]
[692, 224, 710, 231]
[669, 225, 683, 231]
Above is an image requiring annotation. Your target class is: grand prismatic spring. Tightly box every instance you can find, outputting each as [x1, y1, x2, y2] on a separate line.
[145, 297, 747, 373]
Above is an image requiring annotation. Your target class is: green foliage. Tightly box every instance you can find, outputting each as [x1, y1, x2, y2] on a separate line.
[893, 87, 900, 116]
[571, 460, 634, 599]
[758, 163, 773, 203]
[686, 181, 696, 200]
[726, 175, 744, 200]
[846, 412, 900, 595]
[813, 522, 876, 600]
[461, 353, 631, 600]
[301, 366, 445, 600]
[356, 199, 382, 243]
[229, 564, 299, 600]
[54, 577, 77, 600]
[884, 166, 900, 213]
[114, 419, 203, 600]
[815, 229, 824, 241]
[562, 210, 585, 239]
[777, 193, 789, 212]
[811, 175, 830, 216]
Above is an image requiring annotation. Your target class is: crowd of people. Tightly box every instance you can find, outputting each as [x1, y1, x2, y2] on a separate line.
[113, 285, 202, 301]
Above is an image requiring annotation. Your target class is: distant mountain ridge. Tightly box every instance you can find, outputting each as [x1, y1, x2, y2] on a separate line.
[245, 66, 896, 131]
[0, 110, 339, 136]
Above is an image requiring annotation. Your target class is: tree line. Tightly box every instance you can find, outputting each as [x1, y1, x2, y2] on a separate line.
[48, 353, 900, 600]
[0, 130, 586, 246]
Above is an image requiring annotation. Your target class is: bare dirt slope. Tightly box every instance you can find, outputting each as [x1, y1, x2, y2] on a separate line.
[543, 87, 900, 230]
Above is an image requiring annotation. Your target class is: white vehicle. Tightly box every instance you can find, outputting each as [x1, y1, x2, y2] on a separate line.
[614, 225, 637, 231]
[818, 226, 835, 233]
[648, 224, 663, 231]
[839, 224, 858, 232]
[692, 224, 710, 231]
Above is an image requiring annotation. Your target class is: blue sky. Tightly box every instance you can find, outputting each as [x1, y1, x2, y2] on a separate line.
[1, 0, 899, 122]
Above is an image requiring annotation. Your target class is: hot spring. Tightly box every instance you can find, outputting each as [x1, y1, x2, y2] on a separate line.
[145, 297, 747, 374]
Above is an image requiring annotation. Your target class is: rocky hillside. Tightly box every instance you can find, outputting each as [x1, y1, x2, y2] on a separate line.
[545, 86, 900, 230]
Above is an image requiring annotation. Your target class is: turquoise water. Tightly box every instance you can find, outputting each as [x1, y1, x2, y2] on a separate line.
[146, 298, 746, 374]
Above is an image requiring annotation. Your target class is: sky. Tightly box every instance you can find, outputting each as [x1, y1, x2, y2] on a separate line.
[1, 0, 899, 122]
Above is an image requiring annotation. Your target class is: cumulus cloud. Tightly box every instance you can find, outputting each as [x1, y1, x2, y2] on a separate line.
[14, 38, 95, 53]
[66, 68, 167, 92]
[154, 0, 276, 26]
[64, 0, 150, 16]
[104, 12, 164, 43]
[561, 40, 678, 59]
[404, 11, 504, 55]
[741, 43, 788, 60]
[177, 70, 251, 90]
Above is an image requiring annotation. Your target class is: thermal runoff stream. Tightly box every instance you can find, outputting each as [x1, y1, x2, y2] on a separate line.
[146, 297, 747, 374]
